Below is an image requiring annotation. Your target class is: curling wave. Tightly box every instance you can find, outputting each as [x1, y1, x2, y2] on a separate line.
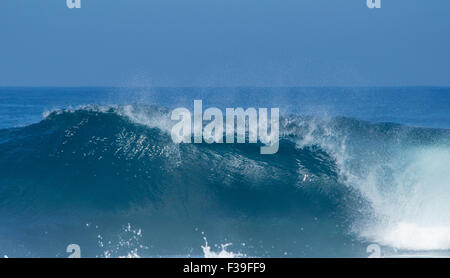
[0, 105, 449, 256]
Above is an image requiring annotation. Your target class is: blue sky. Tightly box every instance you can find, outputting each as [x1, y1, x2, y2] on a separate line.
[0, 0, 449, 87]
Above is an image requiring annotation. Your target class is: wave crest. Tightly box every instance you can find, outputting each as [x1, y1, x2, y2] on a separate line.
[1, 105, 449, 252]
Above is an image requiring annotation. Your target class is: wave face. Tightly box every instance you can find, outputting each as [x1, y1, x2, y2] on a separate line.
[0, 105, 449, 257]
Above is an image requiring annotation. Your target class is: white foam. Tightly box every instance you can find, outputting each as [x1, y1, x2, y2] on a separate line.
[201, 237, 245, 258]
[357, 147, 450, 250]
[377, 223, 450, 250]
[96, 223, 148, 258]
[286, 117, 450, 251]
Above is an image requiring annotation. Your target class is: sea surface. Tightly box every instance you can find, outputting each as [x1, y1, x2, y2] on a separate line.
[0, 87, 449, 257]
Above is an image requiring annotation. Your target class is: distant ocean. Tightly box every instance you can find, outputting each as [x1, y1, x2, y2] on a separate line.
[0, 87, 449, 257]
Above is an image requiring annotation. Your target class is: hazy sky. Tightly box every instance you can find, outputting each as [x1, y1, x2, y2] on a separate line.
[1, 0, 449, 86]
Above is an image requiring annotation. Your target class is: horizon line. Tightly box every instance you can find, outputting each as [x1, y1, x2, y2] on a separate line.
[1, 85, 449, 89]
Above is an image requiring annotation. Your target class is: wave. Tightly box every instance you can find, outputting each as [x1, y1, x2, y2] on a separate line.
[0, 105, 449, 255]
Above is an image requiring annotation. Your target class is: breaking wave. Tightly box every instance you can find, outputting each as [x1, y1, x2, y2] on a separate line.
[0, 105, 449, 257]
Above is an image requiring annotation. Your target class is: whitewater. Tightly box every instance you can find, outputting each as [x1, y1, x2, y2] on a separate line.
[0, 87, 449, 257]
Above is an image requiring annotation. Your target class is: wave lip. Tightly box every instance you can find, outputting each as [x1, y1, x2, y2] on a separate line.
[1, 104, 450, 256]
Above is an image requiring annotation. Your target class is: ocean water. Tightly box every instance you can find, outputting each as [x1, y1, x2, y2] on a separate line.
[0, 87, 449, 258]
